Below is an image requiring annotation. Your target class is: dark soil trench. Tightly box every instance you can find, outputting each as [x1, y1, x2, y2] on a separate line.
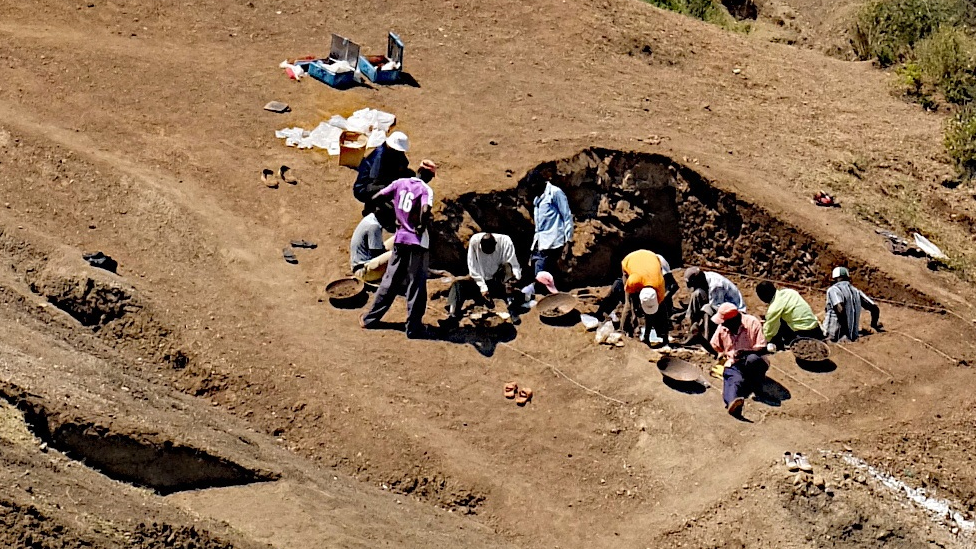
[430, 148, 930, 305]
[0, 387, 277, 495]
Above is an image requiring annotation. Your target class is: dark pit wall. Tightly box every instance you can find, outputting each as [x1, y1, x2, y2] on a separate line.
[430, 148, 931, 306]
[430, 151, 684, 288]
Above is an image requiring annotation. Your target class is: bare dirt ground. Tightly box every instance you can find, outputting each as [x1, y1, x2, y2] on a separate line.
[2, 0, 976, 547]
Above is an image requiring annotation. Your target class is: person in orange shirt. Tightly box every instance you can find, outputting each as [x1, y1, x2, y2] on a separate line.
[596, 249, 673, 347]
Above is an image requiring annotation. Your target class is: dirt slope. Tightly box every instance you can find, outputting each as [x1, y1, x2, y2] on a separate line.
[2, 0, 976, 547]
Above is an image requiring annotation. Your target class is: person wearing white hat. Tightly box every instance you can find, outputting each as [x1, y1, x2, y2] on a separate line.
[353, 131, 411, 208]
[596, 249, 671, 348]
[823, 266, 882, 342]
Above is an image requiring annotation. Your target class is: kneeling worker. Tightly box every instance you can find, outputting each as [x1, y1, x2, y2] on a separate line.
[682, 267, 746, 347]
[756, 281, 823, 349]
[710, 303, 771, 417]
[598, 249, 671, 346]
[445, 232, 523, 323]
[349, 205, 396, 283]
[824, 266, 882, 342]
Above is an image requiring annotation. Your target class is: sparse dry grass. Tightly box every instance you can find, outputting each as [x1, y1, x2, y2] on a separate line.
[822, 161, 976, 282]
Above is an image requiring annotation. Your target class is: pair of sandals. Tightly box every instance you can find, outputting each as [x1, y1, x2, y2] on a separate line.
[262, 165, 300, 188]
[283, 240, 318, 264]
[503, 382, 533, 406]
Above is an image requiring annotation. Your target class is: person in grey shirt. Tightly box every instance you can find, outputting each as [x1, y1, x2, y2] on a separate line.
[681, 267, 746, 348]
[824, 267, 882, 342]
[349, 205, 395, 282]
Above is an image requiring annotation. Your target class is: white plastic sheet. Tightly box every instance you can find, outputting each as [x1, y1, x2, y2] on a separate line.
[275, 108, 396, 154]
[913, 233, 948, 259]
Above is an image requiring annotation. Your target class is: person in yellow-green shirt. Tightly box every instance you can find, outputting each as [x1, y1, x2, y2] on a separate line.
[756, 281, 824, 349]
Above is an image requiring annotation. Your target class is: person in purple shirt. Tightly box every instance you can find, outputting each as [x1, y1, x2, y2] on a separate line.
[360, 160, 437, 339]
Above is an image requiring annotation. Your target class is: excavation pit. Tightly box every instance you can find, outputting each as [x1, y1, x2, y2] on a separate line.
[431, 148, 929, 305]
[3, 392, 277, 496]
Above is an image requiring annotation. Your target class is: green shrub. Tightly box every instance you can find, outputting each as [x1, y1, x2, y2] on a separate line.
[896, 61, 942, 108]
[852, 0, 960, 66]
[643, 0, 745, 31]
[915, 26, 976, 104]
[945, 104, 976, 178]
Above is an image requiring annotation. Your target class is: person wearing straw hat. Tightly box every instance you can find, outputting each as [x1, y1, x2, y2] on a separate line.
[360, 160, 437, 339]
[353, 131, 411, 208]
[823, 266, 882, 342]
[756, 281, 823, 349]
[709, 303, 770, 417]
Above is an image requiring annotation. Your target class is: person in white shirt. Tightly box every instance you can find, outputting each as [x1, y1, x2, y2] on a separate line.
[445, 233, 522, 323]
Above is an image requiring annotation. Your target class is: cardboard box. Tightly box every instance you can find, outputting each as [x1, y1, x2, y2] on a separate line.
[338, 131, 368, 168]
[358, 32, 403, 84]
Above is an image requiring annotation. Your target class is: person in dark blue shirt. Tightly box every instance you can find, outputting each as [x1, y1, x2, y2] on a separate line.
[354, 132, 410, 210]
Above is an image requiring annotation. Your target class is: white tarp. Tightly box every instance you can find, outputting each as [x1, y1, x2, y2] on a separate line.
[275, 108, 396, 154]
[913, 233, 948, 260]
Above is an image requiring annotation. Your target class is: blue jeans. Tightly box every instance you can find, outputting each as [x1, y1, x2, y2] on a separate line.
[530, 248, 562, 277]
[723, 353, 768, 406]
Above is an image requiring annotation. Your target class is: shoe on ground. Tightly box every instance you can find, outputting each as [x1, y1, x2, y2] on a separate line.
[262, 168, 278, 188]
[727, 397, 745, 417]
[783, 451, 798, 471]
[794, 452, 813, 473]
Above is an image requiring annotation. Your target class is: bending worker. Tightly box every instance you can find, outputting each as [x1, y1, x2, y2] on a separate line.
[682, 267, 746, 347]
[756, 281, 823, 349]
[444, 232, 523, 324]
[823, 266, 882, 342]
[709, 303, 771, 417]
[598, 249, 671, 347]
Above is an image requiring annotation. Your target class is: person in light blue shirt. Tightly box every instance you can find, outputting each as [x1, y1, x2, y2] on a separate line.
[525, 167, 574, 281]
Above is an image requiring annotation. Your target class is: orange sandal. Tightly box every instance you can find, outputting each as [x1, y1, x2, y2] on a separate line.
[516, 387, 533, 406]
[504, 382, 518, 399]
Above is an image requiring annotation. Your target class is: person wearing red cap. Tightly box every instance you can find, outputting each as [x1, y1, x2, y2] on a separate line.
[709, 303, 771, 417]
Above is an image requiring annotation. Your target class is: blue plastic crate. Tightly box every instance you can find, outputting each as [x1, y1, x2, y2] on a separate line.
[308, 34, 360, 89]
[358, 32, 403, 84]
